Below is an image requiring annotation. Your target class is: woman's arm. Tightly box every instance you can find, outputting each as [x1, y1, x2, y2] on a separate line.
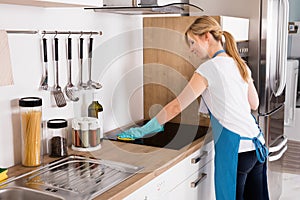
[156, 72, 208, 125]
[248, 80, 259, 110]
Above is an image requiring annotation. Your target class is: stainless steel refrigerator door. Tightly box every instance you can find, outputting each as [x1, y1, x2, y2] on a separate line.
[258, 0, 289, 116]
[257, 0, 289, 155]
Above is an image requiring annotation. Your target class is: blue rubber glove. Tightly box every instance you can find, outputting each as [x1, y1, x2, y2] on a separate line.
[117, 117, 164, 140]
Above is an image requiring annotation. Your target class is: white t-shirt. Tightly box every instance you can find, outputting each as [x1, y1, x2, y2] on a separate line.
[195, 56, 265, 153]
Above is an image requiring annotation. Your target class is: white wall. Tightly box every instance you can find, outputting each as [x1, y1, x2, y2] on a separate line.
[0, 4, 144, 167]
[289, 0, 300, 21]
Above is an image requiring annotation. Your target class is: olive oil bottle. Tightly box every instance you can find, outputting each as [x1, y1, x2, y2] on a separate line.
[88, 100, 103, 119]
[88, 92, 104, 141]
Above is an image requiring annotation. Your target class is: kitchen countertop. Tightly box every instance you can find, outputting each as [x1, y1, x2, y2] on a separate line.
[6, 130, 212, 200]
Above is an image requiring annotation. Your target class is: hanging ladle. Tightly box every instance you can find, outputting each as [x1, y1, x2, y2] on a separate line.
[64, 35, 79, 101]
[87, 37, 102, 90]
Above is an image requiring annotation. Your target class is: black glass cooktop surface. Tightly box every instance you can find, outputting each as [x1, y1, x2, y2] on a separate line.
[105, 120, 209, 150]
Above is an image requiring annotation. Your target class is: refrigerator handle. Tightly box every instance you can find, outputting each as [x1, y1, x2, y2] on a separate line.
[274, 0, 289, 97]
[269, 145, 287, 162]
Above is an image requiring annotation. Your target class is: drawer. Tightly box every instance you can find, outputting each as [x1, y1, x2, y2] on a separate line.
[124, 140, 214, 200]
[163, 159, 215, 200]
[187, 139, 214, 173]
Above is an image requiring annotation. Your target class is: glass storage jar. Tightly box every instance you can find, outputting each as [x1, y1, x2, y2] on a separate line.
[19, 97, 42, 167]
[47, 119, 68, 157]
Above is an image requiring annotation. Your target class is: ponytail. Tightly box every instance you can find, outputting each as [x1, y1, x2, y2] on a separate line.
[223, 31, 250, 82]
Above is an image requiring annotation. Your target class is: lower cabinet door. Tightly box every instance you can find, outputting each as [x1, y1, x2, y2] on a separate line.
[163, 159, 215, 200]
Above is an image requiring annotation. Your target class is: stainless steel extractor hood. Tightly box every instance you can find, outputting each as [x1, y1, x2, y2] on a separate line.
[85, 0, 204, 15]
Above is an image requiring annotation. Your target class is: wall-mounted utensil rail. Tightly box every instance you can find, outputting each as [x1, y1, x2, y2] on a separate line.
[6, 30, 102, 36]
[6, 29, 103, 107]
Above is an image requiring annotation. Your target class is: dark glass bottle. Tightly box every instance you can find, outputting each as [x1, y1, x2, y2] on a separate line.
[88, 100, 103, 118]
[88, 92, 104, 142]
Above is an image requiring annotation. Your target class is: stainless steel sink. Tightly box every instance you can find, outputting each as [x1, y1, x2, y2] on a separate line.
[0, 186, 64, 200]
[0, 156, 143, 200]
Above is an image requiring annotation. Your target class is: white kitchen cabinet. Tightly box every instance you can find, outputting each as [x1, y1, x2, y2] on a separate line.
[163, 159, 215, 200]
[124, 140, 215, 200]
[220, 16, 249, 42]
[0, 0, 101, 7]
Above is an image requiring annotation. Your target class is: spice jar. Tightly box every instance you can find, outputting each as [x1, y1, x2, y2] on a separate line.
[72, 118, 81, 148]
[81, 121, 89, 148]
[47, 119, 68, 157]
[19, 97, 42, 167]
[89, 120, 100, 147]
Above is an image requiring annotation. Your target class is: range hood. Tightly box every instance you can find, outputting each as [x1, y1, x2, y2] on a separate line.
[85, 0, 204, 15]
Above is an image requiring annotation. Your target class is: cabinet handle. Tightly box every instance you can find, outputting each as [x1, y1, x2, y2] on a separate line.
[191, 151, 208, 164]
[190, 173, 207, 188]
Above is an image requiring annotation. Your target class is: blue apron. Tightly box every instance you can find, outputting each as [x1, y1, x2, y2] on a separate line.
[204, 51, 269, 199]
[209, 113, 269, 200]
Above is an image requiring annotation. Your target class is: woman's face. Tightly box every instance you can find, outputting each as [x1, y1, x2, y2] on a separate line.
[187, 32, 209, 59]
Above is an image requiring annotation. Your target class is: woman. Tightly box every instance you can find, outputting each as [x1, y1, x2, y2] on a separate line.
[118, 16, 269, 200]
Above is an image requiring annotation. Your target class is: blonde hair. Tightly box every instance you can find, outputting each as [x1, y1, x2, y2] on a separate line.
[185, 16, 250, 82]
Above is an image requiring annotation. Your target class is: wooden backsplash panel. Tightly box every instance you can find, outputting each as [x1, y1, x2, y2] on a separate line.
[143, 16, 214, 126]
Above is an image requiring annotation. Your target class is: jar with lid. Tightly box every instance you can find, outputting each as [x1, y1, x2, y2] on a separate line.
[72, 118, 81, 148]
[47, 119, 68, 157]
[89, 119, 101, 147]
[19, 97, 42, 167]
[80, 120, 89, 148]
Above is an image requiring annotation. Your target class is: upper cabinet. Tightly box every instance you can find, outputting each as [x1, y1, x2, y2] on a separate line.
[0, 0, 102, 7]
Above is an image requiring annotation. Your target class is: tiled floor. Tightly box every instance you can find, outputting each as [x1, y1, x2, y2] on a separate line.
[278, 140, 300, 199]
[280, 173, 300, 199]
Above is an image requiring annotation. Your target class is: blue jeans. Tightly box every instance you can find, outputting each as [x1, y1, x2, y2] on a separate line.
[236, 150, 268, 200]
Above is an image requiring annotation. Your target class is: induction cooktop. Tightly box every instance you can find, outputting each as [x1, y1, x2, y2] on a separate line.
[105, 120, 209, 150]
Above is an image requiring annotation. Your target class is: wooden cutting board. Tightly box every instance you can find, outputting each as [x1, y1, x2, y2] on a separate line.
[143, 16, 220, 126]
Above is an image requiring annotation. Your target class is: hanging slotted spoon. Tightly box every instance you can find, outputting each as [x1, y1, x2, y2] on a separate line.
[64, 37, 79, 101]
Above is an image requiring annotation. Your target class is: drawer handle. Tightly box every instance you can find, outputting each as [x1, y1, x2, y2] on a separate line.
[190, 173, 207, 188]
[191, 151, 208, 164]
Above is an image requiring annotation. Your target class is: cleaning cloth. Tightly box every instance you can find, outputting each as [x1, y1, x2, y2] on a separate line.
[0, 168, 8, 182]
[0, 30, 14, 86]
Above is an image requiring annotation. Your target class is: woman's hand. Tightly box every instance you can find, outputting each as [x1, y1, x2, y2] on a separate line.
[117, 117, 164, 140]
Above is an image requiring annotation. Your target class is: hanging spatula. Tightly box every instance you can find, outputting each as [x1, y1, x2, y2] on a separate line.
[52, 37, 66, 107]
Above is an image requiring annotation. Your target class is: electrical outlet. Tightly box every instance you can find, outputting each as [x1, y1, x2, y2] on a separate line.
[289, 22, 300, 34]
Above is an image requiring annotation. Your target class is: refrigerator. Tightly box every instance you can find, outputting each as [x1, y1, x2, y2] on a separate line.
[248, 0, 289, 199]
